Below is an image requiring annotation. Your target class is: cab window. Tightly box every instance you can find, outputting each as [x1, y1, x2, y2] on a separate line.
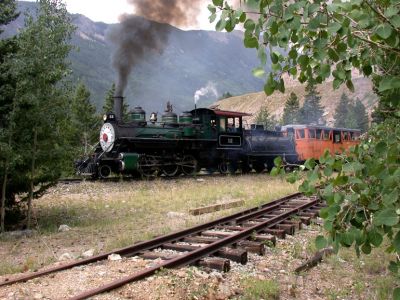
[226, 117, 242, 133]
[219, 117, 226, 132]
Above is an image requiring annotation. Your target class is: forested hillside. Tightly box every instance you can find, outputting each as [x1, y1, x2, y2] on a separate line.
[3, 1, 266, 113]
[214, 77, 378, 126]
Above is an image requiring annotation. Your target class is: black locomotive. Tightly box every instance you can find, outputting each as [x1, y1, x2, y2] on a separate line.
[75, 96, 298, 178]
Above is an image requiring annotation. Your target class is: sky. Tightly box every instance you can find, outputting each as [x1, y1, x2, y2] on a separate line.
[26, 0, 215, 30]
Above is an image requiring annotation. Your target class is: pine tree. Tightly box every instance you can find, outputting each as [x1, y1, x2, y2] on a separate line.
[3, 0, 75, 229]
[0, 0, 20, 232]
[218, 91, 233, 100]
[353, 99, 369, 132]
[255, 105, 277, 130]
[298, 83, 325, 125]
[282, 92, 300, 125]
[334, 93, 351, 128]
[71, 83, 99, 156]
[103, 83, 116, 113]
[334, 94, 368, 131]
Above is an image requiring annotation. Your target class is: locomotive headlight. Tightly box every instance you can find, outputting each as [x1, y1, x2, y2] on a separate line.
[103, 114, 107, 121]
[99, 123, 116, 152]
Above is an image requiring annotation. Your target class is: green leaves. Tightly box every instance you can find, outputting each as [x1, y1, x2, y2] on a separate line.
[244, 19, 256, 32]
[264, 74, 276, 96]
[315, 235, 328, 249]
[244, 36, 259, 48]
[393, 231, 400, 254]
[373, 209, 399, 227]
[378, 76, 400, 92]
[375, 24, 392, 40]
[252, 67, 265, 78]
[327, 22, 342, 34]
[212, 0, 223, 6]
[367, 228, 383, 247]
[206, 0, 400, 273]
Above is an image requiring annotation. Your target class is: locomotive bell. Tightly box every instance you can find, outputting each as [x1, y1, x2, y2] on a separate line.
[129, 107, 146, 123]
[150, 112, 157, 123]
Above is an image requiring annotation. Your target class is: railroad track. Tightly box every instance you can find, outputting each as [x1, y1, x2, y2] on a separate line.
[0, 192, 324, 300]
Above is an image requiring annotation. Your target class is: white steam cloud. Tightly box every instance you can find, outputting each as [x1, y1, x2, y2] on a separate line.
[194, 82, 218, 105]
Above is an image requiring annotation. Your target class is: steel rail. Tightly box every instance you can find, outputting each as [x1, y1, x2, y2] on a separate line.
[69, 198, 319, 300]
[0, 191, 303, 287]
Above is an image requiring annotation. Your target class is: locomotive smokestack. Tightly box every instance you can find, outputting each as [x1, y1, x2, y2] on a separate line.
[113, 96, 123, 122]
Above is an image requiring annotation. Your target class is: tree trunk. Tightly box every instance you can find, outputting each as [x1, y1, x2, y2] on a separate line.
[84, 131, 88, 156]
[1, 162, 8, 233]
[27, 128, 37, 229]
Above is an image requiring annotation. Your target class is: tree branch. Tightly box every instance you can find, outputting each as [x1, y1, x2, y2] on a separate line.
[363, 0, 400, 34]
[352, 33, 400, 55]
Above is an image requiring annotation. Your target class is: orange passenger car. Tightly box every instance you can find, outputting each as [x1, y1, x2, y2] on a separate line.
[281, 125, 361, 162]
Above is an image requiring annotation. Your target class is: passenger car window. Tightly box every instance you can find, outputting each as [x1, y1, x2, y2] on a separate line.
[296, 129, 305, 139]
[308, 129, 316, 139]
[334, 131, 341, 143]
[316, 129, 322, 139]
[323, 130, 330, 140]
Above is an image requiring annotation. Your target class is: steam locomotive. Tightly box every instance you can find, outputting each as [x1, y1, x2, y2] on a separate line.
[75, 96, 361, 178]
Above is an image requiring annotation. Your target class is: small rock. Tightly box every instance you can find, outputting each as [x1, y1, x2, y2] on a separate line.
[58, 253, 75, 261]
[263, 268, 271, 273]
[82, 249, 95, 258]
[166, 211, 186, 218]
[33, 293, 43, 299]
[108, 254, 122, 261]
[196, 178, 205, 182]
[58, 225, 71, 232]
[118, 269, 126, 273]
[98, 271, 107, 276]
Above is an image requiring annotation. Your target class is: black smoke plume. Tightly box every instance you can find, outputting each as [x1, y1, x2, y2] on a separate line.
[109, 0, 202, 97]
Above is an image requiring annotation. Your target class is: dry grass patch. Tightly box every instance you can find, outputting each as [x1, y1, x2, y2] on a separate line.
[0, 174, 297, 275]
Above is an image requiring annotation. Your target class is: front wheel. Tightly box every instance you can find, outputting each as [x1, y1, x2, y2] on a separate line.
[99, 165, 111, 178]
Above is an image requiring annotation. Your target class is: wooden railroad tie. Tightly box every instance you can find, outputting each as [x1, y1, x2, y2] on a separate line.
[189, 200, 245, 215]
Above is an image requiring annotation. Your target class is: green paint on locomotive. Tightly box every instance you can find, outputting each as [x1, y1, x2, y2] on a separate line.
[120, 152, 140, 172]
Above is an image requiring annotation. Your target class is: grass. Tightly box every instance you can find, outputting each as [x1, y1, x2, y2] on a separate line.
[241, 278, 280, 300]
[0, 174, 298, 276]
[322, 242, 399, 300]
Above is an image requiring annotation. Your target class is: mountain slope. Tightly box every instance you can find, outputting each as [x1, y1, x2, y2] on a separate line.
[4, 1, 266, 114]
[214, 77, 378, 126]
